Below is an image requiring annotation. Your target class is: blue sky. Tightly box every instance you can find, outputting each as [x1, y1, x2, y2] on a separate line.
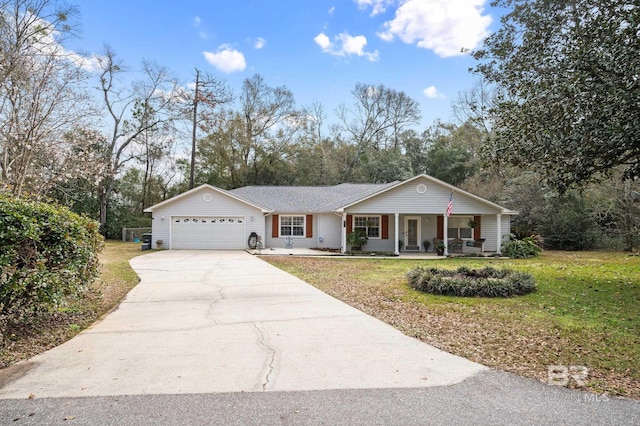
[70, 0, 499, 128]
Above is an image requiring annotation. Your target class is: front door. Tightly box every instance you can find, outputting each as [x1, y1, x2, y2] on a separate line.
[404, 217, 421, 251]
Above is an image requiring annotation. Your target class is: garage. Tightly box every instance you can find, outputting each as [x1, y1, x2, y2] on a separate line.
[144, 184, 267, 250]
[171, 216, 245, 249]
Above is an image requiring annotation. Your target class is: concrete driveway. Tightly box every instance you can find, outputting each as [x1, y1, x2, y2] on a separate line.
[0, 250, 484, 398]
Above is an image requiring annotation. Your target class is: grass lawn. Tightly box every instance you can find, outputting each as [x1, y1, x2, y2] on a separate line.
[263, 251, 640, 399]
[0, 241, 143, 368]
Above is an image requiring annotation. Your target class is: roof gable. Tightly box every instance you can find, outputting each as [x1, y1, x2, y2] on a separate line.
[337, 174, 516, 214]
[143, 184, 269, 213]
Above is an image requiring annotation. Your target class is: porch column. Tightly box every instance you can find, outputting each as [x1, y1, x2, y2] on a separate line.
[443, 214, 449, 256]
[496, 214, 502, 254]
[341, 212, 347, 254]
[394, 213, 400, 255]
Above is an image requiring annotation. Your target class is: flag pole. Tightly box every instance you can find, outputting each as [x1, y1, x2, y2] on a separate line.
[443, 192, 453, 255]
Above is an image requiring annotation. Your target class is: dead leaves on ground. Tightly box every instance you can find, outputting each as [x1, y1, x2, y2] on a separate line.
[266, 256, 640, 399]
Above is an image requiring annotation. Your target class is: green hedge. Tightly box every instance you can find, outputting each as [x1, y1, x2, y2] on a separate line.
[0, 194, 103, 319]
[502, 235, 543, 259]
[407, 266, 536, 297]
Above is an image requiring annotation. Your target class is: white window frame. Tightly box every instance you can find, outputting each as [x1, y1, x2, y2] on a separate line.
[279, 215, 306, 238]
[447, 216, 473, 240]
[353, 215, 382, 239]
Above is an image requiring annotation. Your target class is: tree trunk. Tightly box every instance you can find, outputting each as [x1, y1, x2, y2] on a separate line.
[189, 69, 200, 189]
[98, 177, 115, 233]
[99, 183, 108, 232]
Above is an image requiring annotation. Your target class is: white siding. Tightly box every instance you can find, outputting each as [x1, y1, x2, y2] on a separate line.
[342, 177, 510, 253]
[149, 176, 513, 252]
[150, 187, 263, 249]
[422, 216, 438, 252]
[346, 176, 501, 215]
[473, 214, 513, 252]
[264, 213, 341, 249]
[502, 216, 512, 247]
[317, 214, 342, 249]
[342, 213, 511, 253]
[479, 215, 497, 252]
[356, 214, 438, 253]
[344, 214, 397, 253]
[397, 215, 437, 252]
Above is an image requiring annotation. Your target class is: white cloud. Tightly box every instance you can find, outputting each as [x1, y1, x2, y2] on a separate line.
[423, 85, 444, 99]
[314, 32, 379, 62]
[254, 37, 267, 49]
[314, 33, 332, 51]
[328, 6, 336, 15]
[340, 34, 367, 55]
[378, 0, 492, 57]
[24, 16, 105, 73]
[193, 16, 208, 40]
[354, 0, 394, 16]
[70, 53, 104, 73]
[203, 46, 246, 73]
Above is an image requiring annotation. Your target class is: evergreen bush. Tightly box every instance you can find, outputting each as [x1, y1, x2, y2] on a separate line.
[502, 234, 543, 259]
[407, 266, 536, 297]
[0, 194, 103, 319]
[346, 229, 368, 251]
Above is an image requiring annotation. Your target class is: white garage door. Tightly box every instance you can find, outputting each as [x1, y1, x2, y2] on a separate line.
[171, 216, 245, 249]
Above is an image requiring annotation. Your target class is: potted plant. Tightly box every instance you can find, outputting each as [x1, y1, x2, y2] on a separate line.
[423, 240, 431, 252]
[398, 239, 404, 252]
[436, 241, 446, 256]
[156, 240, 163, 249]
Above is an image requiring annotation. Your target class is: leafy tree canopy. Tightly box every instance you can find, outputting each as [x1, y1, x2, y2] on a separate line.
[473, 0, 640, 190]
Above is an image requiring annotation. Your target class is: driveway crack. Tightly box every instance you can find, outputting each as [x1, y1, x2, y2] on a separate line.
[204, 286, 223, 325]
[252, 322, 276, 391]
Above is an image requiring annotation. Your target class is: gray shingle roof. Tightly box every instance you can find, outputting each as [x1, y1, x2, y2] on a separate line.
[229, 182, 398, 213]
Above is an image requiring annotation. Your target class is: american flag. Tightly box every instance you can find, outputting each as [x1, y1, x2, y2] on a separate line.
[446, 192, 453, 217]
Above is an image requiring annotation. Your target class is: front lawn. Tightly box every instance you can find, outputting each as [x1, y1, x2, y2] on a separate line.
[263, 251, 640, 399]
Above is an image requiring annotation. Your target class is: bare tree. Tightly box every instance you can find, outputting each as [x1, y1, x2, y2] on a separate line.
[241, 74, 296, 143]
[239, 74, 298, 184]
[451, 78, 496, 135]
[96, 46, 181, 230]
[196, 75, 299, 187]
[295, 101, 336, 185]
[186, 68, 231, 189]
[0, 0, 79, 86]
[0, 0, 99, 195]
[130, 102, 176, 210]
[302, 101, 326, 147]
[336, 83, 420, 182]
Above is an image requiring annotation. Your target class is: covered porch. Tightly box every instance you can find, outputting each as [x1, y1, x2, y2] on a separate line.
[339, 212, 504, 256]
